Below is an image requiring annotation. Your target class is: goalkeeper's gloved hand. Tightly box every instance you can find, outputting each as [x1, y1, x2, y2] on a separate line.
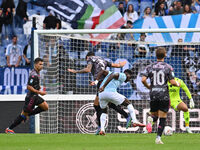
[189, 98, 195, 108]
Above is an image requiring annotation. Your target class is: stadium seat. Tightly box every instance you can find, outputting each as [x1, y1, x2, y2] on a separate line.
[14, 28, 23, 35]
[127, 1, 139, 12]
[27, 9, 37, 16]
[0, 46, 6, 66]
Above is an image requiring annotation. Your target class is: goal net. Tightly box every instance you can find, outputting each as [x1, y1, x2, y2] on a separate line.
[34, 28, 200, 134]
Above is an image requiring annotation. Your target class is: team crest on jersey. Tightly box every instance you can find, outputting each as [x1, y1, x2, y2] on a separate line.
[76, 103, 108, 134]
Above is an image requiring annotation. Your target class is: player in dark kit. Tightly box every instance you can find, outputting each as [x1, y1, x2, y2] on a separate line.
[5, 58, 48, 134]
[141, 47, 180, 144]
[68, 52, 131, 134]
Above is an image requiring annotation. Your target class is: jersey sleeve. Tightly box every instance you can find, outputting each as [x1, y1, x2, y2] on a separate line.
[87, 57, 93, 65]
[118, 73, 127, 82]
[180, 79, 192, 100]
[141, 65, 150, 77]
[28, 75, 39, 87]
[105, 60, 112, 67]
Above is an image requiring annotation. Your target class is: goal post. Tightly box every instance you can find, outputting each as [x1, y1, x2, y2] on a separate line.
[33, 28, 200, 134]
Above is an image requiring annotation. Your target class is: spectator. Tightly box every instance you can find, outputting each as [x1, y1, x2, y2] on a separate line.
[155, 2, 168, 16]
[168, 1, 184, 15]
[0, 0, 15, 14]
[43, 11, 59, 29]
[124, 4, 138, 24]
[15, 0, 28, 28]
[183, 4, 193, 14]
[118, 2, 125, 16]
[135, 33, 149, 58]
[182, 0, 192, 6]
[154, 0, 168, 15]
[6, 35, 23, 67]
[124, 20, 134, 41]
[195, 0, 200, 13]
[0, 8, 4, 33]
[23, 38, 31, 66]
[171, 38, 195, 57]
[191, 0, 197, 13]
[142, 7, 154, 19]
[3, 7, 14, 39]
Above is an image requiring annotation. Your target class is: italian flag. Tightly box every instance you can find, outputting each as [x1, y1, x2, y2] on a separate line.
[77, 0, 125, 45]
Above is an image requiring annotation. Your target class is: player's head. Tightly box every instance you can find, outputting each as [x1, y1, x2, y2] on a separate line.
[85, 51, 95, 60]
[124, 69, 132, 82]
[34, 57, 44, 72]
[156, 47, 166, 60]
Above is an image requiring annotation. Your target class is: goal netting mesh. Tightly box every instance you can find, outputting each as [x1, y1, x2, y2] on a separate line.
[34, 29, 200, 134]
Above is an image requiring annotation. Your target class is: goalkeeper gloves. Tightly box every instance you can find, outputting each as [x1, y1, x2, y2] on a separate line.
[189, 98, 195, 108]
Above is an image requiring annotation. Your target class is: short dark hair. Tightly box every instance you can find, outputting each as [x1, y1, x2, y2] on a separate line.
[119, 2, 124, 5]
[85, 51, 95, 59]
[156, 47, 166, 59]
[127, 20, 133, 25]
[34, 57, 43, 64]
[124, 69, 132, 75]
[12, 35, 17, 39]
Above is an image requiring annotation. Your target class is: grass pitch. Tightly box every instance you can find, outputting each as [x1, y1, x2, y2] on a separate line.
[0, 133, 199, 150]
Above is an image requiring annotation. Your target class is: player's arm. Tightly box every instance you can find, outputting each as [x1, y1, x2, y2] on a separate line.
[90, 70, 109, 86]
[27, 76, 46, 96]
[141, 76, 150, 89]
[180, 79, 194, 108]
[111, 60, 127, 68]
[99, 72, 119, 92]
[68, 64, 92, 73]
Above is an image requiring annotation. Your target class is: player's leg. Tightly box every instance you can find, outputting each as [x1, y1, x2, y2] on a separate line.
[98, 92, 109, 135]
[108, 102, 130, 128]
[5, 96, 34, 134]
[93, 95, 102, 134]
[28, 96, 48, 116]
[177, 102, 192, 133]
[5, 111, 28, 134]
[121, 98, 145, 127]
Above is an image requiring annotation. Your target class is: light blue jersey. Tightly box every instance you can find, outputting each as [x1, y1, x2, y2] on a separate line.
[100, 71, 127, 92]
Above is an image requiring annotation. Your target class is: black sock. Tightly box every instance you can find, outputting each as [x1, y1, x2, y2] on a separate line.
[94, 105, 101, 127]
[108, 103, 128, 118]
[28, 107, 44, 116]
[9, 115, 26, 129]
[152, 115, 158, 123]
[157, 118, 166, 137]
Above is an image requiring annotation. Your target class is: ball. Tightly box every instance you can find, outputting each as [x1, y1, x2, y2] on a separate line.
[164, 126, 173, 136]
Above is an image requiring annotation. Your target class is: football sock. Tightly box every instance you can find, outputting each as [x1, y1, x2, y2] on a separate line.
[127, 104, 136, 123]
[94, 105, 102, 127]
[28, 107, 45, 116]
[108, 103, 128, 118]
[152, 115, 158, 125]
[184, 111, 190, 127]
[157, 118, 166, 137]
[9, 115, 26, 129]
[100, 113, 107, 132]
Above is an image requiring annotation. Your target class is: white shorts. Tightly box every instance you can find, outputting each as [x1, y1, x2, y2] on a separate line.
[99, 91, 126, 109]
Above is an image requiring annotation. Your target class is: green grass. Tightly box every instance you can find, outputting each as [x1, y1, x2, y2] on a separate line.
[0, 133, 200, 150]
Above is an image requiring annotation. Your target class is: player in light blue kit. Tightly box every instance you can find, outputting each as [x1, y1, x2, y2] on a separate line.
[91, 69, 145, 135]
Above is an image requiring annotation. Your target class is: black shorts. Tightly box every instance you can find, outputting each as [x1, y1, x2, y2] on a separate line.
[23, 95, 45, 113]
[150, 92, 170, 113]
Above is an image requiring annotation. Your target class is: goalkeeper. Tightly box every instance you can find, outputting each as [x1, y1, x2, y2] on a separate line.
[146, 77, 195, 134]
[168, 77, 194, 133]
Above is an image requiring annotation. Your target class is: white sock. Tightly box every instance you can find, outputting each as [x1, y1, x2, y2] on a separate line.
[127, 104, 137, 123]
[100, 113, 107, 132]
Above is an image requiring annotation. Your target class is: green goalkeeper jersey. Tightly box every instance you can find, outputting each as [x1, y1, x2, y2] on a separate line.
[168, 78, 192, 102]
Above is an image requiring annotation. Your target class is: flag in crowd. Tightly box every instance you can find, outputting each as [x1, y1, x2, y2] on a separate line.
[24, 0, 125, 45]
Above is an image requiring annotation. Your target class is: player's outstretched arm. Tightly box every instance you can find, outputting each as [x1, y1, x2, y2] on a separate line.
[90, 70, 109, 86]
[27, 85, 46, 96]
[111, 60, 127, 68]
[68, 64, 92, 73]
